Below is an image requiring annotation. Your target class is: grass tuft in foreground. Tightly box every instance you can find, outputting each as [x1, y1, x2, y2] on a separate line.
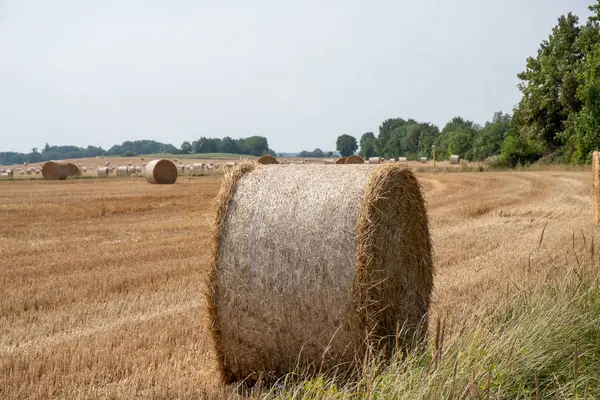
[262, 264, 600, 399]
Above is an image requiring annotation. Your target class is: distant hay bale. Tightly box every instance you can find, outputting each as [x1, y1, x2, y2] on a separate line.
[368, 157, 380, 164]
[24, 162, 28, 166]
[81, 166, 87, 173]
[97, 167, 110, 177]
[145, 159, 178, 184]
[420, 157, 427, 164]
[127, 166, 136, 174]
[65, 163, 81, 176]
[214, 162, 221, 169]
[6, 169, 13, 177]
[450, 155, 460, 165]
[207, 163, 433, 383]
[0, 172, 9, 178]
[135, 166, 142, 173]
[389, 158, 396, 162]
[105, 161, 110, 166]
[25, 169, 32, 175]
[224, 162, 237, 168]
[41, 161, 69, 180]
[177, 165, 186, 175]
[116, 166, 130, 176]
[128, 162, 132, 166]
[193, 163, 204, 171]
[345, 155, 364, 164]
[334, 157, 348, 164]
[593, 151, 600, 223]
[398, 157, 408, 162]
[324, 158, 335, 164]
[258, 154, 279, 164]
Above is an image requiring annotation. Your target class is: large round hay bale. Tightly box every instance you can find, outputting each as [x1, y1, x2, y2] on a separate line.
[65, 163, 81, 176]
[116, 166, 130, 176]
[41, 161, 69, 180]
[257, 155, 279, 165]
[398, 157, 408, 162]
[420, 157, 427, 164]
[368, 157, 380, 164]
[208, 163, 433, 383]
[324, 158, 335, 164]
[193, 163, 204, 171]
[127, 166, 136, 174]
[593, 151, 600, 223]
[344, 155, 364, 164]
[145, 159, 177, 184]
[97, 167, 110, 177]
[449, 155, 460, 165]
[334, 157, 348, 164]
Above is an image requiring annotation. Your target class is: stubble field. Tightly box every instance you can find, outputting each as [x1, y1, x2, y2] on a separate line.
[0, 168, 595, 398]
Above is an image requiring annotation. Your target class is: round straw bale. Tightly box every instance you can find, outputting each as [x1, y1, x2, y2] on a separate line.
[25, 169, 32, 175]
[145, 159, 178, 184]
[65, 163, 81, 176]
[127, 166, 136, 174]
[344, 155, 364, 164]
[41, 161, 69, 180]
[208, 163, 433, 383]
[368, 157, 380, 164]
[135, 166, 142, 173]
[224, 161, 237, 168]
[324, 158, 335, 164]
[389, 158, 396, 162]
[6, 169, 13, 177]
[449, 155, 460, 165]
[116, 166, 130, 176]
[97, 167, 110, 177]
[257, 154, 279, 164]
[0, 172, 8, 178]
[398, 157, 407, 162]
[334, 157, 348, 164]
[193, 163, 204, 171]
[105, 161, 110, 166]
[420, 157, 427, 164]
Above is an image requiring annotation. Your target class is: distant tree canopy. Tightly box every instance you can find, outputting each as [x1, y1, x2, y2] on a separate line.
[336, 134, 358, 157]
[0, 136, 274, 165]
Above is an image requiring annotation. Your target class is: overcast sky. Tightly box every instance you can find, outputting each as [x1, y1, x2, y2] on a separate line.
[0, 1, 594, 153]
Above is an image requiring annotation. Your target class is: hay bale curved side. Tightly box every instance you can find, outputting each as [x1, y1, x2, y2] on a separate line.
[450, 155, 460, 165]
[145, 159, 178, 184]
[334, 157, 348, 164]
[420, 157, 427, 164]
[207, 163, 433, 383]
[345, 155, 365, 164]
[65, 163, 81, 177]
[368, 157, 380, 164]
[97, 167, 110, 177]
[116, 166, 130, 177]
[42, 161, 69, 180]
[257, 155, 279, 164]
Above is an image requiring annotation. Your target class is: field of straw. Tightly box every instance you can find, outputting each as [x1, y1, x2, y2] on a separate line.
[0, 167, 597, 398]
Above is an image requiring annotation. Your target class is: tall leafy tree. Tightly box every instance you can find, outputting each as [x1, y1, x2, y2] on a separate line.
[359, 132, 378, 159]
[336, 134, 358, 157]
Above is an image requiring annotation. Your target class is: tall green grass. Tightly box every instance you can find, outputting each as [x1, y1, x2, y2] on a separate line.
[261, 260, 600, 399]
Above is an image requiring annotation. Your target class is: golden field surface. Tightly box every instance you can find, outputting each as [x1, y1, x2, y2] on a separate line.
[0, 168, 595, 398]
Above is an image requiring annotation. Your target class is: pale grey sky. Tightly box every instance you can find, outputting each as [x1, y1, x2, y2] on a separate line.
[0, 1, 594, 153]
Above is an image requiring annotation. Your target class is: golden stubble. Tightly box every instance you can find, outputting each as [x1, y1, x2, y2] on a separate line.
[0, 169, 595, 398]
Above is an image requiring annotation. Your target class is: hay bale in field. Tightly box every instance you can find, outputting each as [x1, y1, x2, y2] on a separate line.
[224, 161, 237, 169]
[214, 162, 221, 169]
[135, 166, 142, 173]
[105, 161, 110, 166]
[368, 157, 380, 164]
[450, 155, 460, 165]
[65, 163, 81, 176]
[0, 172, 9, 178]
[116, 166, 130, 176]
[207, 163, 433, 383]
[389, 158, 396, 162]
[81, 166, 87, 173]
[420, 157, 427, 164]
[25, 169, 32, 175]
[398, 157, 408, 162]
[334, 157, 348, 164]
[145, 159, 178, 184]
[193, 163, 204, 172]
[324, 158, 335, 164]
[97, 167, 110, 177]
[258, 154, 279, 165]
[593, 151, 600, 223]
[345, 155, 364, 164]
[41, 161, 69, 180]
[6, 169, 13, 177]
[127, 166, 136, 174]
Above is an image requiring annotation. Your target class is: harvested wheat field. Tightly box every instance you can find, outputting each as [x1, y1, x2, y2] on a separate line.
[0, 170, 596, 398]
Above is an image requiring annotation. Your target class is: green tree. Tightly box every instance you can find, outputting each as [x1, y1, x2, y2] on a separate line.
[181, 141, 192, 154]
[336, 134, 358, 157]
[378, 118, 406, 155]
[359, 132, 378, 159]
[436, 117, 479, 160]
[219, 137, 239, 154]
[471, 112, 512, 161]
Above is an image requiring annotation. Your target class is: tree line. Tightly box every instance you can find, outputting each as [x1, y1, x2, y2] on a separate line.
[0, 136, 273, 165]
[325, 2, 600, 166]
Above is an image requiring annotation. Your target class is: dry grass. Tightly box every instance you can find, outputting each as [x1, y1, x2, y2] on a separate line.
[0, 167, 596, 398]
